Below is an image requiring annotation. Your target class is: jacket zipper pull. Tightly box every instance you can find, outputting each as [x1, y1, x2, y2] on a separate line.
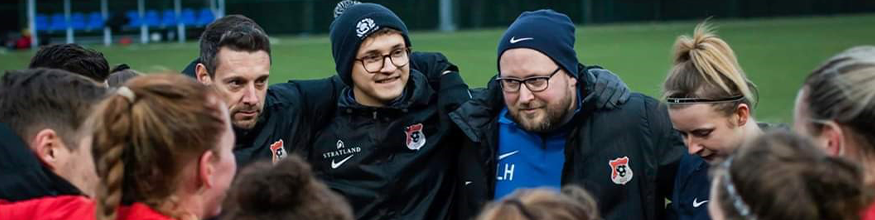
[373, 111, 378, 119]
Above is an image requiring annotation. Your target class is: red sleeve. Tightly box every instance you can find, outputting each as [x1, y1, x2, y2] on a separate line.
[0, 196, 94, 220]
[863, 202, 875, 220]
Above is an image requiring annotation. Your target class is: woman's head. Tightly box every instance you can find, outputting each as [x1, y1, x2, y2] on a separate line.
[793, 46, 875, 171]
[222, 155, 353, 220]
[91, 74, 236, 220]
[709, 131, 872, 220]
[476, 185, 600, 220]
[662, 21, 759, 163]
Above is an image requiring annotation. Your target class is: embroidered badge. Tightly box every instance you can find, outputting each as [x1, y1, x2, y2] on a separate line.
[356, 18, 377, 38]
[270, 139, 287, 164]
[609, 156, 633, 185]
[405, 123, 426, 150]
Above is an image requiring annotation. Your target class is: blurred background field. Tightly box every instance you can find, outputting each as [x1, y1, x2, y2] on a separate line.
[1, 0, 874, 124]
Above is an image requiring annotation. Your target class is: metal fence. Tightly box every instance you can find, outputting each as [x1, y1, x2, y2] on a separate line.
[223, 0, 875, 35]
[7, 0, 875, 43]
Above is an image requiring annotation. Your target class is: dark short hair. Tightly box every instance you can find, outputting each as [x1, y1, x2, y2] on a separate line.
[107, 68, 141, 88]
[29, 44, 110, 82]
[0, 68, 107, 149]
[199, 15, 271, 77]
[222, 155, 354, 220]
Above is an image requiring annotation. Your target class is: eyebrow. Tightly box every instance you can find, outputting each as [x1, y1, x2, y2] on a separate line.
[359, 43, 405, 56]
[674, 126, 715, 133]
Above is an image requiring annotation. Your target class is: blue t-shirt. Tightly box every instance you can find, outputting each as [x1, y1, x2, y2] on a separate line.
[493, 108, 567, 199]
[666, 153, 712, 220]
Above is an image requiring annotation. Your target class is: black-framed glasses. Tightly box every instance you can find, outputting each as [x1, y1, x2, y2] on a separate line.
[356, 47, 411, 73]
[496, 67, 562, 93]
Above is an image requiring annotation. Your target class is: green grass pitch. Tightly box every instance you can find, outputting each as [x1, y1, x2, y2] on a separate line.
[2, 14, 874, 124]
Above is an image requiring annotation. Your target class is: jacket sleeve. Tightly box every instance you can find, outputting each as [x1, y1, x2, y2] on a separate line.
[272, 75, 344, 157]
[409, 51, 471, 115]
[644, 98, 685, 216]
[410, 51, 460, 91]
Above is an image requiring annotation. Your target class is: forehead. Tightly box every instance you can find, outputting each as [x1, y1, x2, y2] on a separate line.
[668, 104, 726, 130]
[358, 33, 406, 55]
[499, 48, 556, 77]
[793, 88, 810, 116]
[214, 47, 270, 78]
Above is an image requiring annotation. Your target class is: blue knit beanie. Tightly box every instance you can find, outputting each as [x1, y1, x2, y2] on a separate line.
[329, 1, 411, 86]
[497, 9, 578, 78]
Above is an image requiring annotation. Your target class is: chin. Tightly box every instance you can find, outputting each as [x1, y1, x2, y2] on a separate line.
[233, 120, 257, 130]
[375, 90, 404, 102]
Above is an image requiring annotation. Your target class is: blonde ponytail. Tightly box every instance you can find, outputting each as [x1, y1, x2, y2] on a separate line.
[664, 21, 759, 115]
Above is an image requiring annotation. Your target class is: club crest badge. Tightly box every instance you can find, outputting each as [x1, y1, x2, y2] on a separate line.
[609, 156, 633, 185]
[405, 123, 426, 150]
[356, 18, 377, 38]
[270, 139, 287, 164]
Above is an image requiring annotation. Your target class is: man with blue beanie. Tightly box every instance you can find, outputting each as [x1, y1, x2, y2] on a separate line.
[300, 1, 470, 219]
[452, 9, 685, 220]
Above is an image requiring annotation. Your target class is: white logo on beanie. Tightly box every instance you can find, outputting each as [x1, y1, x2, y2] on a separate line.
[356, 18, 377, 38]
[509, 36, 533, 44]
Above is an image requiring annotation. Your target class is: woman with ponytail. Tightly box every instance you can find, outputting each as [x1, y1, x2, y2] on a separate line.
[662, 22, 779, 220]
[0, 74, 236, 220]
[708, 131, 872, 220]
[91, 73, 236, 220]
[793, 45, 875, 219]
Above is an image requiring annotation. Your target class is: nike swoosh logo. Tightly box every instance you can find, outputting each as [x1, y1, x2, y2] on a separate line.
[498, 150, 519, 160]
[465, 181, 472, 186]
[331, 155, 354, 169]
[509, 37, 533, 44]
[693, 198, 708, 208]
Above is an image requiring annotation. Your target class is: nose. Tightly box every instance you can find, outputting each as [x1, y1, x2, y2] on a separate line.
[379, 56, 398, 74]
[685, 136, 703, 155]
[241, 83, 259, 106]
[517, 84, 535, 104]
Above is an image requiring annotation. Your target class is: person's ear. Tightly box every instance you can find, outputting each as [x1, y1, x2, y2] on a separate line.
[568, 74, 578, 88]
[819, 121, 846, 157]
[197, 150, 217, 190]
[32, 129, 65, 170]
[734, 103, 751, 127]
[196, 63, 213, 85]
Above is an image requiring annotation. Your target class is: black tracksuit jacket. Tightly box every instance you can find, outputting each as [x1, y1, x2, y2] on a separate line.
[183, 52, 468, 219]
[449, 65, 686, 220]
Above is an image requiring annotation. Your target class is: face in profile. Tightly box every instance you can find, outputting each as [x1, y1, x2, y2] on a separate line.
[350, 32, 410, 107]
[201, 100, 237, 218]
[499, 48, 577, 133]
[792, 87, 835, 152]
[669, 104, 747, 163]
[198, 48, 270, 130]
[59, 132, 99, 198]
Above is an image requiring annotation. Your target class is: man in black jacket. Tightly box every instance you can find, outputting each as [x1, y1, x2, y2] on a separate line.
[186, 14, 463, 171]
[452, 10, 685, 220]
[0, 69, 108, 202]
[300, 2, 471, 219]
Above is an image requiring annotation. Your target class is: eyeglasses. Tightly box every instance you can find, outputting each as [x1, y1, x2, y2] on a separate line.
[496, 67, 562, 93]
[356, 47, 411, 73]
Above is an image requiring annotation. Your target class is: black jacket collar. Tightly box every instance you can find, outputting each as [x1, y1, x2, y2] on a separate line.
[0, 123, 83, 202]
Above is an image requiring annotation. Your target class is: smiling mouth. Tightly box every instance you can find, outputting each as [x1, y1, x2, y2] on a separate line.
[376, 76, 400, 84]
